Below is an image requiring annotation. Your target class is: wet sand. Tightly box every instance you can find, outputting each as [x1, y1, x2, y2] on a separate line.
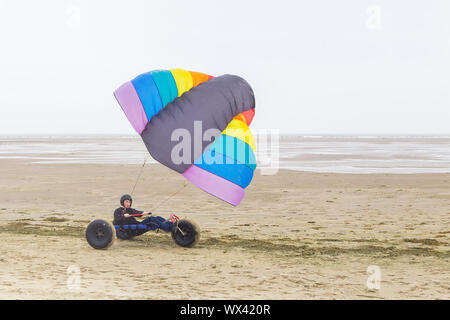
[0, 159, 449, 299]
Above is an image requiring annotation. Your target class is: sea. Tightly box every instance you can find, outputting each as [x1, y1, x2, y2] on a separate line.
[0, 135, 449, 174]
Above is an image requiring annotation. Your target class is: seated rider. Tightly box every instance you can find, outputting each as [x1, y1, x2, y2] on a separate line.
[113, 194, 175, 235]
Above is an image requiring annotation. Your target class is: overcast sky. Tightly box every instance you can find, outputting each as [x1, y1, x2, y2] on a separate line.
[0, 0, 449, 135]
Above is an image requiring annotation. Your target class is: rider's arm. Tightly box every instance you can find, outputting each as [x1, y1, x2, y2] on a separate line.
[116, 208, 138, 219]
[128, 208, 148, 216]
[114, 208, 130, 220]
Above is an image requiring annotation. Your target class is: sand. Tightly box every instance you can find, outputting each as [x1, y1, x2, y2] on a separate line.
[0, 159, 449, 299]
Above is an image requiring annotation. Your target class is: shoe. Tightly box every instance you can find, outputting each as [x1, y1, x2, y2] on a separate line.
[169, 214, 179, 224]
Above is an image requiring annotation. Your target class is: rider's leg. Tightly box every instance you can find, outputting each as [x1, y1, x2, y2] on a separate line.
[156, 216, 174, 232]
[142, 216, 174, 232]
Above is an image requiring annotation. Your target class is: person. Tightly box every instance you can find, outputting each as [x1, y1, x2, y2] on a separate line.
[113, 194, 175, 236]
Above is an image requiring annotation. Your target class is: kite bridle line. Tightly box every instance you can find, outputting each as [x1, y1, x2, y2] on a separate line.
[152, 181, 189, 211]
[129, 154, 189, 211]
[129, 154, 151, 197]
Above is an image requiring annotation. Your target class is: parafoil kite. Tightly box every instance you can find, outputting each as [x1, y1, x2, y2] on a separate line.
[114, 69, 256, 206]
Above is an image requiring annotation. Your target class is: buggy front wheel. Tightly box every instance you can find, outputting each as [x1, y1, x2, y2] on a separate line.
[171, 219, 200, 248]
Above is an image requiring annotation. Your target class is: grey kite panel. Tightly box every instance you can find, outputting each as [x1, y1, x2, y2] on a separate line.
[141, 74, 255, 173]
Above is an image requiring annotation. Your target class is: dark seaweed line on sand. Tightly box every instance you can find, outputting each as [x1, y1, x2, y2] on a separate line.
[0, 222, 448, 259]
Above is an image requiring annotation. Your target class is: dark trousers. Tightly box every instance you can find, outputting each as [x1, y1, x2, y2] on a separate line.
[117, 216, 174, 237]
[141, 216, 174, 233]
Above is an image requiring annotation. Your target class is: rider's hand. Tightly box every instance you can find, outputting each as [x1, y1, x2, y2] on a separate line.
[124, 213, 131, 218]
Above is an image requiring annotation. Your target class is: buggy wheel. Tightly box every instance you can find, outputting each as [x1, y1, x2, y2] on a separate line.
[85, 219, 115, 249]
[171, 219, 200, 248]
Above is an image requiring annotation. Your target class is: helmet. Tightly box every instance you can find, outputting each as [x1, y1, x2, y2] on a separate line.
[120, 194, 132, 206]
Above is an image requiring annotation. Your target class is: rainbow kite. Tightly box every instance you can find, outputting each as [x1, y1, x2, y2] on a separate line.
[114, 69, 256, 206]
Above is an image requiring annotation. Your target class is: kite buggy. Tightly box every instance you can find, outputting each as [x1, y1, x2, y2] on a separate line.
[85, 194, 200, 249]
[85, 214, 200, 249]
[86, 68, 256, 249]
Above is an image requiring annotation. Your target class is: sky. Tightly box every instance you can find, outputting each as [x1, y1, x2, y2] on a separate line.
[0, 0, 449, 135]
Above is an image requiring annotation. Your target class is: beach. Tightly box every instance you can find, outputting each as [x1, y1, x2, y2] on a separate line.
[0, 157, 449, 299]
[2, 0, 449, 302]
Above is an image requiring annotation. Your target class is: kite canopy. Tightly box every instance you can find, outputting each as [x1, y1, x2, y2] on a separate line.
[114, 69, 256, 206]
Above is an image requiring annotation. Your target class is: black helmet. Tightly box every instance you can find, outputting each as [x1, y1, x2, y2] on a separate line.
[120, 194, 132, 206]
